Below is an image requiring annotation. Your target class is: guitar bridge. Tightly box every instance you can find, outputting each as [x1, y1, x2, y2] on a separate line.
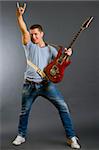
[50, 65, 59, 76]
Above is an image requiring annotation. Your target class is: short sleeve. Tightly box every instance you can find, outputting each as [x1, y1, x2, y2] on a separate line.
[22, 41, 36, 59]
[22, 41, 33, 50]
[48, 45, 58, 58]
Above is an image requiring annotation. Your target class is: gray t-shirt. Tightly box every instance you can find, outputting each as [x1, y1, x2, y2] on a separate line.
[23, 41, 58, 82]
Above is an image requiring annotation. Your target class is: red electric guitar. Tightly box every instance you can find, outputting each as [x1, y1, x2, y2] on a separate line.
[44, 16, 94, 83]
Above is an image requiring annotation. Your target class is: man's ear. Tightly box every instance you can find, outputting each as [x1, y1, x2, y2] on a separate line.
[41, 31, 44, 38]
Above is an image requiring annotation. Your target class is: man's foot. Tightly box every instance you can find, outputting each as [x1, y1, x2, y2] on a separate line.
[12, 135, 25, 145]
[66, 136, 81, 149]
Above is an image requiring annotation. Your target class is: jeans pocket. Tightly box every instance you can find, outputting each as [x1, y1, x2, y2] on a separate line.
[22, 83, 32, 96]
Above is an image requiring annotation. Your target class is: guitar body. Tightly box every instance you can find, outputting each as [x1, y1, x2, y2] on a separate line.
[44, 48, 71, 83]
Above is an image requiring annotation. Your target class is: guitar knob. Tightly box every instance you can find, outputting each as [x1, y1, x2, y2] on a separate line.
[54, 76, 57, 78]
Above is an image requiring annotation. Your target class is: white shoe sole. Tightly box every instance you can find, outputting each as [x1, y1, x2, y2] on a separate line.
[12, 139, 25, 146]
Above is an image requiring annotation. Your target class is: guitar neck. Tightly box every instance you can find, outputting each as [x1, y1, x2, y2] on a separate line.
[67, 28, 83, 49]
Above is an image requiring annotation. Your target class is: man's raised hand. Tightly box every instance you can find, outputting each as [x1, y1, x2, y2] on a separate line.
[16, 2, 26, 17]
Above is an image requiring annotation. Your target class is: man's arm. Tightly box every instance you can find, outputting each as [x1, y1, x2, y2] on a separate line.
[16, 3, 30, 45]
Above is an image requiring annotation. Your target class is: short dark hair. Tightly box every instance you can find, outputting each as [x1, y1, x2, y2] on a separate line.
[29, 24, 44, 32]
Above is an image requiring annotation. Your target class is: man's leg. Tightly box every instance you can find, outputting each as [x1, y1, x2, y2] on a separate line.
[40, 82, 80, 149]
[13, 81, 37, 145]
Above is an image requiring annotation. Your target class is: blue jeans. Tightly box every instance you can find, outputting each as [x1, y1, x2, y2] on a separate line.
[18, 80, 76, 138]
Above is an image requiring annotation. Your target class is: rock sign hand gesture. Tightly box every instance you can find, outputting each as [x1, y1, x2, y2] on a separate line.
[16, 2, 26, 17]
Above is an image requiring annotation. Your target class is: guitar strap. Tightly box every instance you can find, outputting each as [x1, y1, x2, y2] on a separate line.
[27, 59, 48, 80]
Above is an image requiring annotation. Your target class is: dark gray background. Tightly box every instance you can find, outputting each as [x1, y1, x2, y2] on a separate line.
[0, 1, 99, 150]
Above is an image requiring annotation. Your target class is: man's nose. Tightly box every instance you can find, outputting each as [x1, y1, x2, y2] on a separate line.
[32, 34, 36, 39]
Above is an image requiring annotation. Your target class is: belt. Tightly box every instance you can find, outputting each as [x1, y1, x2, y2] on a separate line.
[25, 79, 48, 85]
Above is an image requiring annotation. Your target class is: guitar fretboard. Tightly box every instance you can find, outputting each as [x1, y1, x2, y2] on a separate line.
[67, 28, 83, 49]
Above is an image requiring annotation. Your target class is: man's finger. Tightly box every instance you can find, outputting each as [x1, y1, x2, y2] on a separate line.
[68, 48, 72, 51]
[64, 48, 67, 51]
[23, 3, 26, 10]
[16, 2, 20, 8]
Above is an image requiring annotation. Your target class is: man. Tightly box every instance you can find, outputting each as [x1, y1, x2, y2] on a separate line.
[12, 3, 80, 149]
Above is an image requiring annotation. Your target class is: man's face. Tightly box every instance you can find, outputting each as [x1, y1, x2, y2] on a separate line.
[30, 28, 44, 44]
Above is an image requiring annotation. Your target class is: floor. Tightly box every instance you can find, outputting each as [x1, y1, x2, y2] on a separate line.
[0, 97, 99, 150]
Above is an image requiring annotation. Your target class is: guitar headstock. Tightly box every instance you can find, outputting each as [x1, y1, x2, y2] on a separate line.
[81, 16, 94, 30]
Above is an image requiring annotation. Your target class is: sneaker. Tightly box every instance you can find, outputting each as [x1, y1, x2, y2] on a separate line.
[66, 136, 81, 149]
[12, 135, 25, 145]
